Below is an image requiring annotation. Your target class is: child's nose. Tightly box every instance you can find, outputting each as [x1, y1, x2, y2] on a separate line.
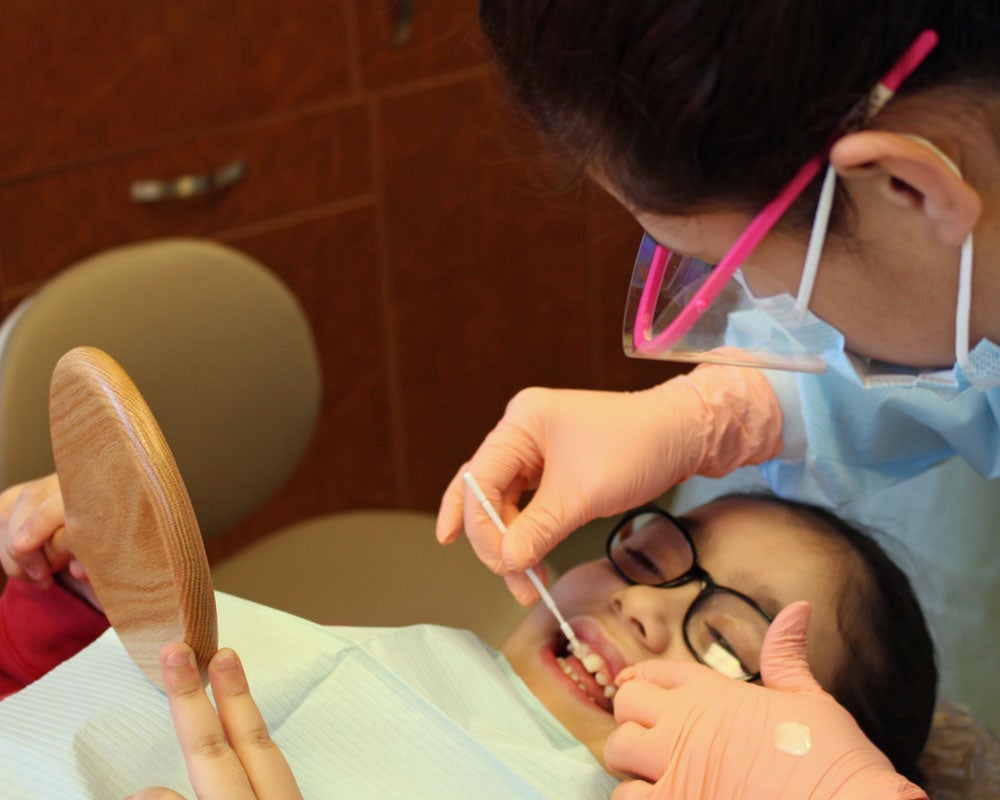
[610, 581, 702, 655]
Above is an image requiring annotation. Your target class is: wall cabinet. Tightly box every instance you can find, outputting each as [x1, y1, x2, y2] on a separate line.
[0, 1, 681, 562]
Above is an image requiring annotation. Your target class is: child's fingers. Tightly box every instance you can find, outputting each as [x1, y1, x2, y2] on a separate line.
[0, 475, 66, 584]
[0, 541, 49, 584]
[209, 649, 303, 799]
[159, 643, 258, 800]
[12, 488, 67, 553]
[0, 525, 54, 586]
[67, 557, 89, 581]
[42, 525, 72, 573]
[124, 788, 187, 799]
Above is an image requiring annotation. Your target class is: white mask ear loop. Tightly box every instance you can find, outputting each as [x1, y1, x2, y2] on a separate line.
[794, 136, 974, 370]
[955, 232, 974, 373]
[902, 134, 975, 373]
[794, 163, 838, 314]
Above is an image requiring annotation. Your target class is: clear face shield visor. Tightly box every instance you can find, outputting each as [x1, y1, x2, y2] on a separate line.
[622, 231, 830, 372]
[623, 31, 940, 373]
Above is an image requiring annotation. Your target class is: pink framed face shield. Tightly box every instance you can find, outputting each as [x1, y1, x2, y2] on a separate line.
[623, 30, 939, 371]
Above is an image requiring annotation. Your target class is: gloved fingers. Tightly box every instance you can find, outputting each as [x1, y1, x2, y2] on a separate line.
[435, 465, 469, 545]
[611, 780, 664, 800]
[615, 658, 710, 692]
[441, 426, 542, 569]
[611, 678, 675, 728]
[526, 558, 549, 585]
[604, 720, 668, 782]
[502, 571, 542, 606]
[436, 462, 528, 567]
[497, 485, 584, 571]
[610, 779, 658, 800]
[435, 449, 533, 549]
[760, 601, 823, 693]
[461, 482, 514, 574]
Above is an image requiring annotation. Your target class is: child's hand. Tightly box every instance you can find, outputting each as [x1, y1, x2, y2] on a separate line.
[125, 643, 304, 800]
[0, 473, 74, 587]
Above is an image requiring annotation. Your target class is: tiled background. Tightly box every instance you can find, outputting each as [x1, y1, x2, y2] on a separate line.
[0, 1, 686, 564]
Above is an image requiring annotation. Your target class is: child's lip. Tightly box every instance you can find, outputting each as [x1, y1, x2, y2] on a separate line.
[546, 632, 616, 713]
[568, 618, 628, 682]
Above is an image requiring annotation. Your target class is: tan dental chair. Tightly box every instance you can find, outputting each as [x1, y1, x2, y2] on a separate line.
[0, 239, 527, 646]
[0, 238, 321, 539]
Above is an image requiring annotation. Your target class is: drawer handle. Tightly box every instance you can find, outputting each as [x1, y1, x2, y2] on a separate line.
[130, 159, 247, 204]
[392, 0, 414, 47]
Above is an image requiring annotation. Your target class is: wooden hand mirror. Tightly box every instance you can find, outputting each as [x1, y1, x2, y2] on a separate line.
[49, 346, 217, 688]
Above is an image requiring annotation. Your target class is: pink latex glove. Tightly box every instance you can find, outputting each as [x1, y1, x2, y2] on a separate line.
[606, 601, 928, 800]
[436, 363, 782, 603]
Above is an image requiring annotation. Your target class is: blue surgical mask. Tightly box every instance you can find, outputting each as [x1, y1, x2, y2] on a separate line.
[727, 274, 1000, 397]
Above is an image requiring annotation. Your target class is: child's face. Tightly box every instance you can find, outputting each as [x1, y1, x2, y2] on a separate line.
[499, 497, 852, 767]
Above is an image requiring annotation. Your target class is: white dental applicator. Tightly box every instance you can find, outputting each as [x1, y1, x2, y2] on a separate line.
[462, 471, 584, 655]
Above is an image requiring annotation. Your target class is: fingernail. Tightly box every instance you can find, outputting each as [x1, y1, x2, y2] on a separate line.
[215, 649, 239, 670]
[24, 564, 44, 581]
[14, 531, 33, 549]
[165, 648, 194, 669]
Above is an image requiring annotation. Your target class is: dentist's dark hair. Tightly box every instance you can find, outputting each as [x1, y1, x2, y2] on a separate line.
[479, 0, 1000, 226]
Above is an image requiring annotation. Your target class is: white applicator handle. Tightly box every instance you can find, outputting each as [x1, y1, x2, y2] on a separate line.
[462, 472, 583, 651]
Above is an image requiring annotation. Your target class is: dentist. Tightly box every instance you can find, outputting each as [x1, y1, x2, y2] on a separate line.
[438, 3, 1000, 797]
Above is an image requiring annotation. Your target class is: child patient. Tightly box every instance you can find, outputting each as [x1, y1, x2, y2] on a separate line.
[0, 477, 936, 797]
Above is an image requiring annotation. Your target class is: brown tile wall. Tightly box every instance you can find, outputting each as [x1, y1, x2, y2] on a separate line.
[0, 1, 688, 564]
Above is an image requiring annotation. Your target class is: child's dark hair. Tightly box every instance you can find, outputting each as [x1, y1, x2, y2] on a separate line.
[718, 492, 937, 784]
[479, 1, 1000, 227]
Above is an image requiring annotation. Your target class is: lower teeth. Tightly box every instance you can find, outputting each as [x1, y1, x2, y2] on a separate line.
[556, 656, 616, 700]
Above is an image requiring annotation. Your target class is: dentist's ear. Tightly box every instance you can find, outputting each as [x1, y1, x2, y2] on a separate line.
[830, 130, 981, 247]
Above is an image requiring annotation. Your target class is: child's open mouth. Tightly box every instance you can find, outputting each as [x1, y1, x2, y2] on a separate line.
[552, 631, 617, 713]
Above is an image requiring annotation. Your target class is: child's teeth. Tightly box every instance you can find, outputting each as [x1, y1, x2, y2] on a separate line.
[581, 652, 605, 674]
[564, 639, 617, 699]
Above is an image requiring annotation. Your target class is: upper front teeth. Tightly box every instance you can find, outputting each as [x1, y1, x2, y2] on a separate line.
[561, 642, 616, 699]
[581, 652, 605, 676]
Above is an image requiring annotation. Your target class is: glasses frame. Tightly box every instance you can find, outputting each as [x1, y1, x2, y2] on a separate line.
[606, 504, 773, 681]
[629, 29, 940, 358]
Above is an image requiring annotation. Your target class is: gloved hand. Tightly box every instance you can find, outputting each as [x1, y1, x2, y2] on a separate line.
[605, 601, 928, 800]
[436, 363, 782, 603]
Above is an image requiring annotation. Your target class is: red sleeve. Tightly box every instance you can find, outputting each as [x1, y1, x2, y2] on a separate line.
[0, 578, 109, 700]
